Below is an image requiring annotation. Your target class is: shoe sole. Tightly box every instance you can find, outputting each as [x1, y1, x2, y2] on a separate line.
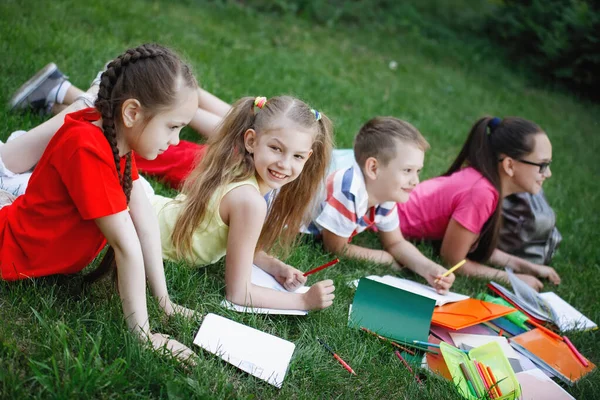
[9, 63, 58, 110]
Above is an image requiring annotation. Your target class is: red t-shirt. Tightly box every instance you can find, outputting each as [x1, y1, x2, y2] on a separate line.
[0, 108, 139, 280]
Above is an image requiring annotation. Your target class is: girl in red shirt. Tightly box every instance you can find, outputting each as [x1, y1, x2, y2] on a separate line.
[0, 43, 199, 363]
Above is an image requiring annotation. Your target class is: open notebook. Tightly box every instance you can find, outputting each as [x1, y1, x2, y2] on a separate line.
[490, 270, 597, 332]
[350, 275, 469, 306]
[193, 313, 296, 388]
[221, 264, 310, 315]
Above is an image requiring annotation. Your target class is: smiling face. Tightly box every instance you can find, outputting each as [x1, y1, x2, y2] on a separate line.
[364, 139, 425, 205]
[121, 84, 198, 160]
[506, 133, 553, 195]
[244, 118, 315, 194]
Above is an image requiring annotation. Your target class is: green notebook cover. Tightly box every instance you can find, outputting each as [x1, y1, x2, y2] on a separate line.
[349, 278, 436, 344]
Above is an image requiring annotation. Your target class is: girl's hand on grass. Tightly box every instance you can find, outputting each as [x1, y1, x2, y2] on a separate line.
[531, 264, 561, 285]
[515, 273, 544, 291]
[149, 333, 198, 365]
[274, 263, 307, 291]
[303, 280, 335, 310]
[160, 299, 200, 320]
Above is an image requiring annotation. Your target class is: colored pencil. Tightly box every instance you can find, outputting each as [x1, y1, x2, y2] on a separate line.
[459, 362, 480, 398]
[435, 259, 466, 283]
[527, 319, 563, 341]
[480, 362, 498, 399]
[360, 327, 415, 355]
[412, 340, 469, 354]
[563, 336, 589, 367]
[317, 338, 357, 375]
[303, 258, 339, 277]
[487, 366, 503, 397]
[401, 341, 439, 355]
[475, 360, 493, 399]
[394, 350, 423, 385]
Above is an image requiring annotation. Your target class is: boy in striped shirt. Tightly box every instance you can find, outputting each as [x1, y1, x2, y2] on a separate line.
[306, 117, 454, 293]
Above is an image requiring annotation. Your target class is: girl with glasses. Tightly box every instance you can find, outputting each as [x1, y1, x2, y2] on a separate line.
[395, 116, 561, 291]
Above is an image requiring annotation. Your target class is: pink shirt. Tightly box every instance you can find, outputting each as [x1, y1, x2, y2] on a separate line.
[397, 167, 499, 239]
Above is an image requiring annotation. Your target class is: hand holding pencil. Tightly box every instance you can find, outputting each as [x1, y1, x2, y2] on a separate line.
[428, 259, 466, 294]
[273, 263, 307, 291]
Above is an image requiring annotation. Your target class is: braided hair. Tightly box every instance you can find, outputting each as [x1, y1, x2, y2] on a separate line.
[85, 43, 197, 283]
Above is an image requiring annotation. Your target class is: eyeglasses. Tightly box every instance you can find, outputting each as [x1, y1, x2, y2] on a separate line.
[498, 158, 552, 174]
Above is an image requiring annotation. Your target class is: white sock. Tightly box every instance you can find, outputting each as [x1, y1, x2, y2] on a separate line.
[46, 80, 72, 105]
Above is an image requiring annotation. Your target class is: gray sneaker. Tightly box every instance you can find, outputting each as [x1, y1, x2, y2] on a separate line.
[9, 63, 68, 115]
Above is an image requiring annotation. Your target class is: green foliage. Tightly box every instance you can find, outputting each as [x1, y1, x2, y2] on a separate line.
[487, 0, 600, 97]
[235, 0, 492, 38]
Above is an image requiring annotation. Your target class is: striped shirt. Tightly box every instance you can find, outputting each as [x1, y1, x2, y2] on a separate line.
[305, 163, 399, 239]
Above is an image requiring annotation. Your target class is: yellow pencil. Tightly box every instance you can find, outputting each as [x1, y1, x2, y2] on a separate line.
[435, 259, 466, 283]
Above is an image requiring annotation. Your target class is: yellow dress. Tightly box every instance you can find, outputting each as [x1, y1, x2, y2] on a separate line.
[151, 176, 259, 266]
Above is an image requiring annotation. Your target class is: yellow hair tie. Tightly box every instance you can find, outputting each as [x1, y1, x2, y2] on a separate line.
[254, 96, 267, 109]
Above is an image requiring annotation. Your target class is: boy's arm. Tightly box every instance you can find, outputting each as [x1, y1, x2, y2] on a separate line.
[379, 229, 454, 294]
[321, 228, 394, 264]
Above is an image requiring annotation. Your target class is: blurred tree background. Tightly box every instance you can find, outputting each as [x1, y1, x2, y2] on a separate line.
[240, 0, 600, 100]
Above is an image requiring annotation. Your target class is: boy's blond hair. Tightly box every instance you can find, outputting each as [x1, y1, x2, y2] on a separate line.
[354, 117, 429, 168]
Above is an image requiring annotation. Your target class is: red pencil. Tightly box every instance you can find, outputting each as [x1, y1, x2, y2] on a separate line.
[317, 338, 357, 375]
[395, 350, 423, 385]
[527, 319, 563, 341]
[563, 336, 589, 367]
[303, 258, 340, 277]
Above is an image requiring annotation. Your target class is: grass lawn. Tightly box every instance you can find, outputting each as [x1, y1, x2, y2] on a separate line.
[1, 0, 599, 398]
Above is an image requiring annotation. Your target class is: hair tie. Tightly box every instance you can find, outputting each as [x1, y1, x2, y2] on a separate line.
[488, 117, 501, 134]
[311, 109, 321, 121]
[254, 96, 267, 109]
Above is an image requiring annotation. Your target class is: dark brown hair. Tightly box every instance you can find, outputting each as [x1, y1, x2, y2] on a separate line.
[445, 116, 543, 262]
[172, 96, 334, 262]
[354, 116, 429, 168]
[85, 43, 197, 283]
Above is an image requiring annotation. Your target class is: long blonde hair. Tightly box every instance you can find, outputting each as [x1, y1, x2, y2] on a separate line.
[171, 95, 334, 261]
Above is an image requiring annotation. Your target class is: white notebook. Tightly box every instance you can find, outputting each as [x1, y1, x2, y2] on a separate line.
[539, 292, 597, 332]
[221, 264, 310, 315]
[350, 275, 469, 306]
[193, 313, 296, 388]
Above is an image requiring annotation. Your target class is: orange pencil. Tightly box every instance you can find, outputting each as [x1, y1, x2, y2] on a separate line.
[487, 366, 503, 397]
[360, 327, 416, 355]
[480, 363, 498, 399]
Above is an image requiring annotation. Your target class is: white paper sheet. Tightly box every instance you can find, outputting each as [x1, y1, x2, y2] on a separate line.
[516, 369, 575, 400]
[221, 265, 310, 315]
[193, 313, 296, 388]
[350, 275, 469, 306]
[539, 292, 597, 332]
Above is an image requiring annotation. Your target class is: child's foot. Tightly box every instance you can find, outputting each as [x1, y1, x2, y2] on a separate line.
[9, 63, 69, 115]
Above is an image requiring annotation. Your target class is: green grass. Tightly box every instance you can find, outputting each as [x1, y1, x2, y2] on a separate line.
[1, 0, 599, 398]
